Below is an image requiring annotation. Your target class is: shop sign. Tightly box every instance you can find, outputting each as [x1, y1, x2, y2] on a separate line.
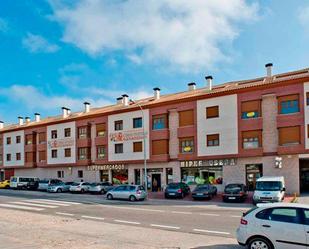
[87, 164, 126, 171]
[48, 138, 74, 149]
[180, 158, 237, 168]
[109, 130, 147, 142]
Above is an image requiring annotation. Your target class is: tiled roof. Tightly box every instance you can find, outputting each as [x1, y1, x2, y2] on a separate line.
[1, 67, 309, 132]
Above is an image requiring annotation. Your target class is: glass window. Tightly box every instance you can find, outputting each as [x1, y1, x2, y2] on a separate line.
[16, 136, 21, 144]
[166, 168, 173, 184]
[206, 106, 219, 119]
[280, 100, 299, 114]
[6, 154, 11, 161]
[112, 169, 128, 184]
[256, 181, 283, 191]
[57, 171, 64, 178]
[133, 117, 142, 128]
[51, 130, 57, 139]
[207, 134, 219, 147]
[269, 208, 301, 224]
[64, 148, 71, 157]
[241, 100, 261, 119]
[78, 147, 89, 160]
[64, 128, 71, 137]
[6, 137, 11, 145]
[25, 134, 33, 145]
[16, 153, 21, 161]
[97, 146, 105, 159]
[307, 93, 309, 106]
[133, 141, 143, 152]
[78, 127, 88, 139]
[303, 209, 309, 225]
[181, 167, 223, 185]
[115, 144, 123, 154]
[152, 115, 167, 130]
[114, 120, 123, 131]
[243, 137, 259, 149]
[78, 170, 83, 178]
[51, 149, 57, 158]
[180, 138, 194, 153]
[39, 133, 46, 144]
[96, 123, 106, 137]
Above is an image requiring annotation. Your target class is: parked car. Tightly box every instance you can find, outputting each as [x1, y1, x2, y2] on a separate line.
[27, 178, 39, 190]
[38, 179, 63, 191]
[237, 203, 309, 249]
[253, 176, 285, 205]
[223, 183, 248, 202]
[164, 182, 191, 199]
[0, 180, 10, 189]
[69, 182, 91, 193]
[106, 185, 146, 201]
[10, 176, 39, 189]
[89, 182, 113, 194]
[191, 184, 217, 200]
[47, 182, 74, 193]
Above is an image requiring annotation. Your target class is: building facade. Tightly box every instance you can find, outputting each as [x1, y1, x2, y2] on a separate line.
[1, 64, 309, 194]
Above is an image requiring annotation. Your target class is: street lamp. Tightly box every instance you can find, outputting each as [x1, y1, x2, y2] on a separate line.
[130, 99, 147, 194]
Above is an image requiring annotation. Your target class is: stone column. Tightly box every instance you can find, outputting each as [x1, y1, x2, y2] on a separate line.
[90, 123, 96, 163]
[168, 109, 179, 159]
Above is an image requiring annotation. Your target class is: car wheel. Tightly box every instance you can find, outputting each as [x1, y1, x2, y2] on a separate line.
[107, 194, 113, 200]
[57, 188, 62, 193]
[129, 195, 137, 202]
[248, 237, 273, 249]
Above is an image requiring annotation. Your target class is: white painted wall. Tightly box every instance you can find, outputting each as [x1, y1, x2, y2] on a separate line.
[108, 109, 150, 161]
[197, 94, 238, 156]
[304, 82, 309, 149]
[47, 122, 76, 164]
[3, 130, 25, 167]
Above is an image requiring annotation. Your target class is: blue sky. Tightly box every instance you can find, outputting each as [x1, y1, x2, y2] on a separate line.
[0, 0, 309, 124]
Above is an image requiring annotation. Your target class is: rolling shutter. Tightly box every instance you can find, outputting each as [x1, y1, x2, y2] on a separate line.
[278, 126, 300, 145]
[152, 140, 169, 155]
[179, 110, 194, 127]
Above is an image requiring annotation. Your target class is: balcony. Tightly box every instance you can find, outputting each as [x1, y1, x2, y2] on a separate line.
[239, 117, 263, 131]
[151, 129, 169, 140]
[277, 112, 303, 127]
[177, 126, 196, 138]
[77, 138, 91, 147]
[25, 143, 37, 152]
[95, 136, 108, 146]
[150, 154, 170, 162]
[277, 144, 304, 155]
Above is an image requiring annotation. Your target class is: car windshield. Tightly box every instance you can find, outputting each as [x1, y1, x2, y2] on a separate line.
[195, 185, 209, 191]
[167, 184, 180, 189]
[225, 184, 242, 191]
[65, 182, 74, 185]
[11, 177, 17, 182]
[71, 182, 80, 186]
[90, 183, 99, 186]
[256, 181, 282, 191]
[39, 180, 49, 184]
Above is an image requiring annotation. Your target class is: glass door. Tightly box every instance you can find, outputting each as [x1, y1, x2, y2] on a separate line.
[246, 164, 263, 191]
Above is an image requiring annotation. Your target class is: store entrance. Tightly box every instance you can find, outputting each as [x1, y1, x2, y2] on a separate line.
[151, 174, 161, 192]
[300, 159, 309, 193]
[246, 164, 263, 191]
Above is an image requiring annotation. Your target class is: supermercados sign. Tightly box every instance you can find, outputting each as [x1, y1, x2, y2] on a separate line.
[110, 130, 147, 142]
[48, 138, 75, 149]
[87, 164, 126, 171]
[180, 159, 237, 168]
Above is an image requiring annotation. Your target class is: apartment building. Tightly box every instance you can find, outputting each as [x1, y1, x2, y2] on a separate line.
[1, 64, 309, 194]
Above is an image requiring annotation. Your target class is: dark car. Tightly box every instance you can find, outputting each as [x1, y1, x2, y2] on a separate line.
[222, 183, 248, 202]
[26, 178, 39, 190]
[164, 182, 190, 199]
[191, 184, 217, 200]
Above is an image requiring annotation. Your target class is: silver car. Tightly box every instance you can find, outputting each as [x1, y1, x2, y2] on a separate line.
[89, 182, 114, 194]
[69, 182, 91, 193]
[38, 179, 63, 191]
[106, 185, 147, 201]
[47, 182, 74, 193]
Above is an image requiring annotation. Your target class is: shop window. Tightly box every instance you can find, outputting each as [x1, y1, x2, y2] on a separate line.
[96, 123, 106, 137]
[64, 148, 71, 158]
[78, 126, 88, 139]
[133, 141, 143, 152]
[78, 170, 83, 178]
[134, 169, 141, 185]
[115, 143, 123, 154]
[181, 166, 223, 185]
[278, 126, 300, 146]
[242, 130, 262, 149]
[278, 94, 299, 114]
[100, 170, 109, 182]
[51, 130, 57, 139]
[39, 132, 46, 144]
[78, 147, 89, 160]
[152, 114, 167, 130]
[51, 149, 57, 158]
[16, 136, 21, 144]
[179, 110, 194, 127]
[112, 169, 128, 184]
[39, 151, 46, 162]
[152, 140, 169, 155]
[114, 120, 123, 131]
[25, 134, 33, 145]
[6, 137, 11, 145]
[241, 100, 261, 119]
[64, 128, 71, 137]
[207, 134, 219, 147]
[6, 154, 11, 161]
[206, 106, 219, 119]
[179, 138, 194, 153]
[166, 168, 173, 184]
[97, 146, 106, 159]
[57, 171, 64, 178]
[133, 117, 143, 129]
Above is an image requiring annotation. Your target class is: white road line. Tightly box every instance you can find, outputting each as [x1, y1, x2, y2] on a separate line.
[150, 224, 180, 230]
[230, 215, 241, 218]
[55, 212, 75, 216]
[0, 203, 44, 211]
[35, 199, 81, 205]
[193, 229, 230, 235]
[114, 220, 141, 225]
[100, 205, 164, 213]
[24, 200, 70, 206]
[82, 216, 105, 221]
[171, 211, 192, 215]
[199, 213, 220, 217]
[11, 201, 58, 208]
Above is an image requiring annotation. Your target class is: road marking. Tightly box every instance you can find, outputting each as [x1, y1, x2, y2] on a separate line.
[11, 201, 58, 208]
[0, 203, 44, 211]
[230, 215, 241, 218]
[199, 213, 220, 217]
[55, 212, 75, 216]
[171, 211, 192, 215]
[150, 224, 180, 230]
[35, 199, 81, 205]
[100, 205, 164, 213]
[82, 215, 105, 221]
[24, 200, 70, 206]
[193, 229, 230, 235]
[114, 219, 141, 225]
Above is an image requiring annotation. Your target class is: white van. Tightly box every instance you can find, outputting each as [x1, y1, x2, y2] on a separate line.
[10, 176, 39, 189]
[253, 176, 285, 205]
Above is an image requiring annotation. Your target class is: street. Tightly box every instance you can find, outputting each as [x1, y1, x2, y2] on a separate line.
[0, 189, 250, 248]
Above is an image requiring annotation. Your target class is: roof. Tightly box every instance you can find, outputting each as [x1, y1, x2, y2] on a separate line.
[256, 176, 285, 182]
[256, 203, 309, 209]
[1, 66, 309, 133]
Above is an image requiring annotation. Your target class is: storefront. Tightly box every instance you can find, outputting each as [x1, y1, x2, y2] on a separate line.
[88, 164, 128, 185]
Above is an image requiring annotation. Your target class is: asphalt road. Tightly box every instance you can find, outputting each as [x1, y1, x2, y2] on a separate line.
[0, 189, 251, 239]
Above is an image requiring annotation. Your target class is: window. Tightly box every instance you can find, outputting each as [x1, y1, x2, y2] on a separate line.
[278, 126, 300, 146]
[96, 123, 106, 137]
[64, 128, 71, 137]
[6, 137, 11, 145]
[78, 170, 83, 178]
[57, 171, 64, 178]
[307, 93, 309, 106]
[152, 114, 167, 130]
[16, 136, 21, 144]
[133, 117, 143, 128]
[51, 130, 57, 139]
[78, 127, 88, 139]
[242, 130, 262, 149]
[25, 152, 33, 163]
[268, 208, 301, 224]
[78, 147, 89, 160]
[39, 151, 46, 162]
[179, 110, 194, 127]
[39, 133, 46, 144]
[25, 134, 33, 145]
[206, 106, 219, 119]
[64, 148, 71, 157]
[278, 94, 299, 114]
[241, 100, 261, 119]
[114, 120, 123, 131]
[6, 154, 11, 161]
[115, 144, 123, 154]
[179, 138, 194, 153]
[133, 141, 143, 152]
[152, 140, 169, 155]
[207, 134, 220, 147]
[303, 209, 309, 225]
[16, 153, 21, 161]
[97, 146, 105, 159]
[51, 149, 57, 158]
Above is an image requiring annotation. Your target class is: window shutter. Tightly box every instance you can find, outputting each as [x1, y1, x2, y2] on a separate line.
[179, 110, 194, 127]
[152, 140, 169, 155]
[206, 106, 219, 118]
[241, 100, 261, 113]
[133, 142, 143, 152]
[279, 126, 300, 145]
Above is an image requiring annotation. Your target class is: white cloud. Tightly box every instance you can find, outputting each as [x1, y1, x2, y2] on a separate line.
[22, 33, 60, 53]
[0, 18, 8, 32]
[49, 0, 258, 71]
[299, 6, 309, 30]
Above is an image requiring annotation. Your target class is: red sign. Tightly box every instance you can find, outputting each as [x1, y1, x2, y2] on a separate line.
[109, 130, 147, 142]
[48, 138, 75, 149]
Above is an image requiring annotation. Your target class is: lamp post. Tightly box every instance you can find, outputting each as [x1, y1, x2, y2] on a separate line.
[130, 100, 147, 194]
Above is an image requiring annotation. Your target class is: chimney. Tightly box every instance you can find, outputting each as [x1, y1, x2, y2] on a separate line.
[25, 117, 31, 124]
[265, 63, 273, 77]
[18, 116, 24, 126]
[84, 102, 90, 113]
[122, 94, 129, 106]
[62, 107, 69, 118]
[0, 121, 3, 129]
[153, 87, 160, 100]
[117, 97, 123, 104]
[188, 82, 196, 91]
[205, 76, 213, 91]
[34, 113, 40, 122]
[67, 108, 71, 115]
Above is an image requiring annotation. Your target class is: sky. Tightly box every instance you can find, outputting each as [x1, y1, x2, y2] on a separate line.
[0, 0, 309, 124]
